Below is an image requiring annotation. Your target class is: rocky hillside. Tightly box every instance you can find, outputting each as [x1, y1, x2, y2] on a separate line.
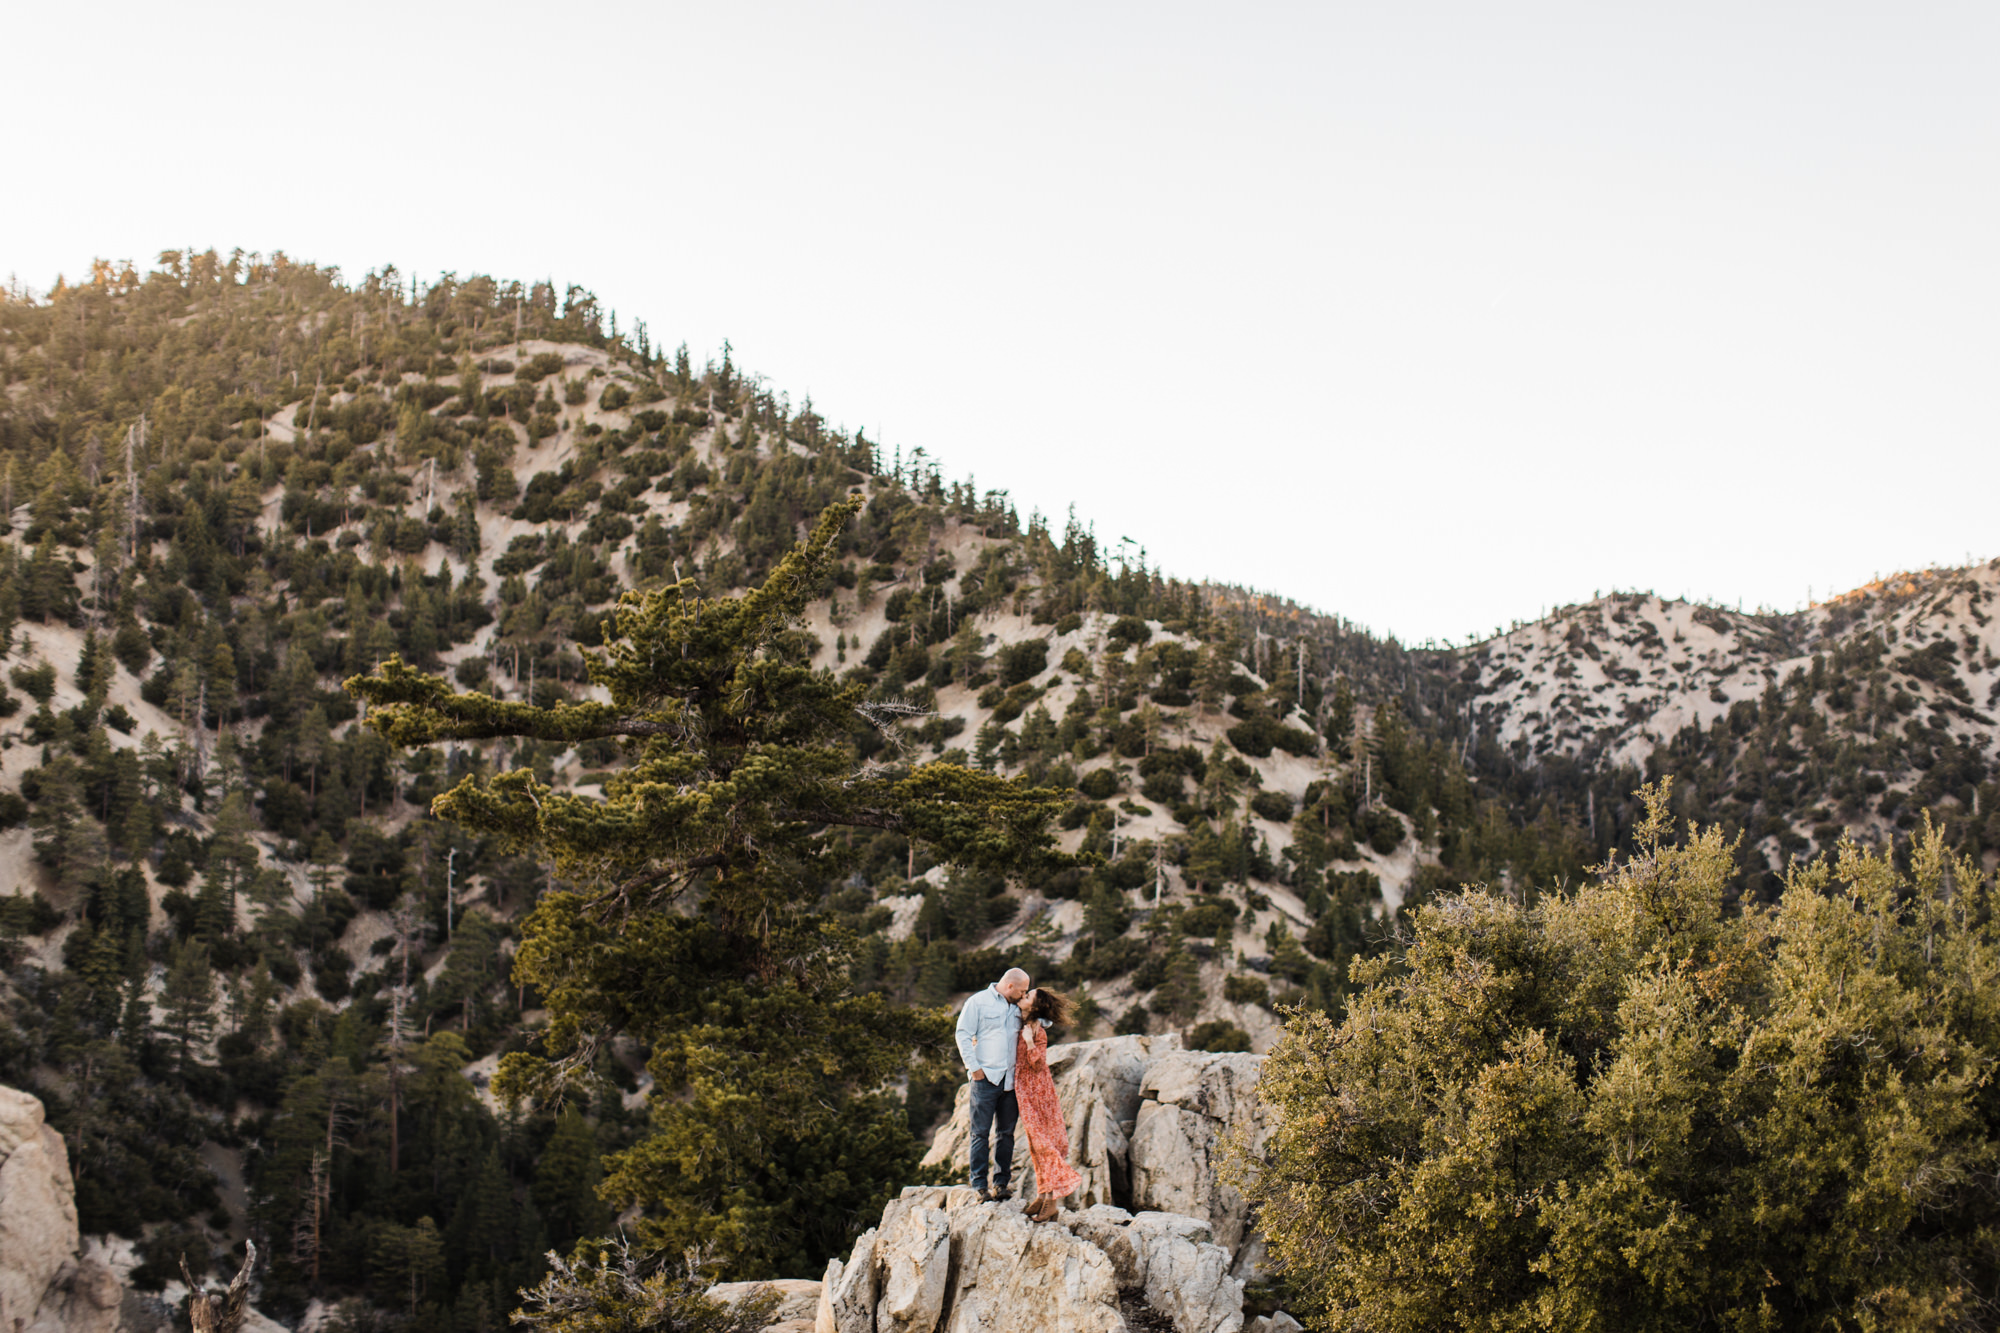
[1453, 566, 2000, 892]
[0, 253, 1507, 1321]
[1, 251, 1990, 1324]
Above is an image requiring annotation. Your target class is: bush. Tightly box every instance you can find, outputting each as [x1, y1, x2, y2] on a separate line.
[1226, 717, 1274, 758]
[1185, 1021, 1251, 1053]
[1181, 898, 1239, 938]
[1076, 768, 1120, 801]
[1361, 807, 1403, 855]
[454, 657, 491, 688]
[1228, 713, 1320, 760]
[112, 622, 152, 674]
[1250, 790, 1295, 823]
[515, 352, 565, 383]
[1223, 974, 1270, 1007]
[1114, 1005, 1151, 1036]
[1107, 616, 1152, 646]
[9, 661, 55, 704]
[1073, 936, 1148, 981]
[998, 639, 1050, 687]
[599, 382, 632, 411]
[311, 948, 352, 1001]
[1245, 787, 1999, 1331]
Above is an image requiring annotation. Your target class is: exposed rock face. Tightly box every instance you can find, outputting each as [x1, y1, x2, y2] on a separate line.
[921, 1036, 1268, 1276]
[818, 1186, 1129, 1333]
[708, 1278, 824, 1328]
[1128, 1052, 1266, 1262]
[1064, 1206, 1243, 1333]
[2, 1084, 280, 1333]
[817, 1186, 1243, 1333]
[2, 1084, 86, 1332]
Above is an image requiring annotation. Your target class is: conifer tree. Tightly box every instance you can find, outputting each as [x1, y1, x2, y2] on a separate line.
[347, 498, 1076, 1276]
[161, 940, 218, 1078]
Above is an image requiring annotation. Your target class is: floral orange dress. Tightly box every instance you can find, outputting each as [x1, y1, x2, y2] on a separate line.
[1015, 1023, 1083, 1199]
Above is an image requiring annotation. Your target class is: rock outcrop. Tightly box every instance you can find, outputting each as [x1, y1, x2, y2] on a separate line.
[707, 1277, 823, 1331]
[1128, 1051, 1266, 1264]
[818, 1185, 1243, 1333]
[1, 1083, 134, 1333]
[3, 1084, 284, 1333]
[920, 1036, 1268, 1275]
[1065, 1206, 1244, 1333]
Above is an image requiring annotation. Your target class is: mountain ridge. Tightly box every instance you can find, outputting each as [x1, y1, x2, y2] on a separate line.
[0, 251, 1993, 1322]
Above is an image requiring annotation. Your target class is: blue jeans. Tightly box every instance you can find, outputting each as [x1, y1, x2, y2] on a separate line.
[967, 1078, 1018, 1193]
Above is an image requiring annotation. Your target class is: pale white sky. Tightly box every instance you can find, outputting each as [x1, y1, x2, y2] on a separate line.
[6, 1, 1995, 644]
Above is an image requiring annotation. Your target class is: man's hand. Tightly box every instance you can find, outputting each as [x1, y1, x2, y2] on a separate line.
[970, 1069, 987, 1082]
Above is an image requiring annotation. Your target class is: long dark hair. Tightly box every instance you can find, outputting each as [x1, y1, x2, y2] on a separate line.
[1022, 987, 1072, 1027]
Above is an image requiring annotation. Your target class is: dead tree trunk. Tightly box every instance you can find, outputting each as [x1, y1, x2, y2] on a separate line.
[181, 1239, 257, 1333]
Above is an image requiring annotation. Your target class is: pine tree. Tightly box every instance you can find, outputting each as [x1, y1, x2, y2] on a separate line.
[1151, 944, 1202, 1022]
[346, 499, 1077, 1277]
[161, 940, 218, 1078]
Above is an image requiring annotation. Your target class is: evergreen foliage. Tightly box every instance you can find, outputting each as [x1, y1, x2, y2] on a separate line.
[1241, 783, 2000, 1331]
[0, 249, 1990, 1323]
[346, 499, 1076, 1275]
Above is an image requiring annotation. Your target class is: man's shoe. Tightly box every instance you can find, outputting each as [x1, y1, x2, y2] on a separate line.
[989, 1184, 1013, 1202]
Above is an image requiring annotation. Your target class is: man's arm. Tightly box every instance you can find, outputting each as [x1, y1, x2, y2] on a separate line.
[955, 994, 984, 1079]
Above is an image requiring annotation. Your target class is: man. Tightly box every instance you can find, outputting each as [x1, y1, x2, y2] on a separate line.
[955, 967, 1030, 1200]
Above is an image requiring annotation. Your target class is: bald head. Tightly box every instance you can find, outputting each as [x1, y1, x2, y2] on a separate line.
[998, 968, 1030, 1003]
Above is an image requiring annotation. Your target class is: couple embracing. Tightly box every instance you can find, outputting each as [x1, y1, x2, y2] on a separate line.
[953, 967, 1083, 1222]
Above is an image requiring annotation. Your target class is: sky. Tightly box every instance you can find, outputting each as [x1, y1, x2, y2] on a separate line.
[5, 1, 1995, 645]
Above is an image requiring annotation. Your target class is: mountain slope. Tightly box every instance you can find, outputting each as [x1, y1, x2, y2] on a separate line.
[1452, 567, 2000, 890]
[0, 250, 1989, 1316]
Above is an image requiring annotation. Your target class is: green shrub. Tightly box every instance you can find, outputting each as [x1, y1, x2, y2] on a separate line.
[1181, 898, 1239, 938]
[512, 352, 561, 383]
[1074, 936, 1148, 981]
[998, 639, 1049, 687]
[1361, 807, 1403, 854]
[1250, 790, 1295, 823]
[9, 661, 55, 704]
[1114, 1005, 1151, 1036]
[1185, 1020, 1251, 1053]
[1108, 616, 1152, 646]
[1077, 768, 1120, 801]
[1223, 974, 1270, 1007]
[599, 382, 632, 411]
[1130, 952, 1170, 992]
[1244, 789, 2000, 1332]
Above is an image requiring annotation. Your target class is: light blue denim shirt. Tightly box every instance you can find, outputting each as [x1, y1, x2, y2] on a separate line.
[955, 984, 1022, 1090]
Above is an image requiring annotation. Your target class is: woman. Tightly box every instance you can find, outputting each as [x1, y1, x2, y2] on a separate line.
[1015, 987, 1083, 1222]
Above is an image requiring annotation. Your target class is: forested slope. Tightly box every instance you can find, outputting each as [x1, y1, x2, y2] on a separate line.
[0, 251, 1981, 1324]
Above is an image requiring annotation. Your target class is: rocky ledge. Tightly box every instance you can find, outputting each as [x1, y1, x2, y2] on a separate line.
[773, 1035, 1301, 1333]
[820, 1185, 1244, 1333]
[919, 1034, 1270, 1277]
